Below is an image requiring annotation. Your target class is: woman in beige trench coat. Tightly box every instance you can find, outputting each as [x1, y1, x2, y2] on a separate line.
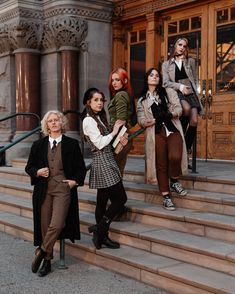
[137, 68, 188, 210]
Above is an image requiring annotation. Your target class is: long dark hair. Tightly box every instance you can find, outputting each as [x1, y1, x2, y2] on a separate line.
[81, 88, 110, 140]
[140, 68, 167, 104]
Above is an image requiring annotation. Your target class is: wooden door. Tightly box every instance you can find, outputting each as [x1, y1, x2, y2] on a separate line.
[162, 0, 235, 160]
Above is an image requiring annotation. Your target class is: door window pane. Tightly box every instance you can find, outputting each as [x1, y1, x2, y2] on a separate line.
[231, 7, 235, 20]
[130, 43, 146, 97]
[139, 30, 146, 41]
[217, 9, 229, 24]
[191, 16, 201, 30]
[130, 32, 137, 43]
[179, 19, 189, 32]
[168, 22, 177, 34]
[216, 24, 235, 93]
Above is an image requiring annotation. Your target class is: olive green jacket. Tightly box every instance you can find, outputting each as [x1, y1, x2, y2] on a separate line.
[108, 90, 132, 128]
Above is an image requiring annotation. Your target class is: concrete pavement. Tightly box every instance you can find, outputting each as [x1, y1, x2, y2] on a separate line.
[0, 232, 169, 294]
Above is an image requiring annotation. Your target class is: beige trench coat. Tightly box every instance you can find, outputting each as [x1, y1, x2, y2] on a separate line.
[162, 57, 204, 115]
[137, 88, 188, 184]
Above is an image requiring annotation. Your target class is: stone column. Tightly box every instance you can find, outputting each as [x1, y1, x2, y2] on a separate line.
[60, 46, 79, 132]
[14, 48, 40, 130]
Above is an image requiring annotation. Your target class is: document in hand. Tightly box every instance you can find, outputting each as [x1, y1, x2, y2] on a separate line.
[112, 125, 127, 148]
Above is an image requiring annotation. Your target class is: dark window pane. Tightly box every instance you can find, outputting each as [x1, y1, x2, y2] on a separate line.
[168, 22, 177, 34]
[191, 16, 201, 30]
[130, 32, 137, 43]
[217, 9, 228, 24]
[179, 19, 189, 32]
[231, 7, 235, 20]
[130, 43, 146, 97]
[139, 30, 146, 42]
[216, 24, 235, 93]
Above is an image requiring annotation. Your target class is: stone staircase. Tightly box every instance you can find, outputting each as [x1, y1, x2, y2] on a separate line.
[1, 159, 235, 293]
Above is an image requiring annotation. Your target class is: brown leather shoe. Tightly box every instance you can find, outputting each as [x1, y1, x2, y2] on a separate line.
[31, 248, 46, 273]
[38, 260, 51, 277]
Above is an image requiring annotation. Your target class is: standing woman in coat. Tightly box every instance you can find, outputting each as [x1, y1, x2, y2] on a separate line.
[82, 88, 128, 249]
[137, 68, 187, 210]
[25, 110, 86, 277]
[162, 37, 203, 155]
[108, 67, 136, 176]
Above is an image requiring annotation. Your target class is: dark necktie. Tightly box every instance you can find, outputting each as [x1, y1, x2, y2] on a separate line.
[52, 140, 57, 150]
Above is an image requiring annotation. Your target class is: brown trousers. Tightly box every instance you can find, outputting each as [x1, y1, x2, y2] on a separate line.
[41, 179, 71, 259]
[155, 127, 183, 193]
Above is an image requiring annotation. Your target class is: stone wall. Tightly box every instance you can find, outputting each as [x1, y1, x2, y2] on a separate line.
[0, 0, 114, 163]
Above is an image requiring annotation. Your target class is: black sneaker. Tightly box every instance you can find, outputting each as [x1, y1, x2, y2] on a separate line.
[163, 196, 176, 211]
[170, 181, 187, 196]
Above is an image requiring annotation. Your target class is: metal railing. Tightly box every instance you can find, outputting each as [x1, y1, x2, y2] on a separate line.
[0, 112, 41, 157]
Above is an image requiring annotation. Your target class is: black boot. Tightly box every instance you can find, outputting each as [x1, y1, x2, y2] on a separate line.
[102, 233, 120, 249]
[31, 247, 46, 273]
[88, 224, 102, 250]
[185, 126, 197, 151]
[90, 216, 112, 250]
[180, 115, 189, 134]
[38, 260, 51, 277]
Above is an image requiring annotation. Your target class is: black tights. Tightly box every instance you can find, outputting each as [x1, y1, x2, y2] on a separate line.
[95, 181, 127, 224]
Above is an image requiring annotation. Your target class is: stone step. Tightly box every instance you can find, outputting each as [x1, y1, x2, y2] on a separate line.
[2, 193, 235, 277]
[1, 179, 235, 245]
[81, 180, 235, 215]
[76, 192, 235, 244]
[1, 161, 235, 195]
[1, 211, 235, 294]
[11, 158, 28, 168]
[2, 175, 235, 218]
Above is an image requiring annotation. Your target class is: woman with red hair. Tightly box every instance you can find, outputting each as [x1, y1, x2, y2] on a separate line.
[108, 67, 136, 176]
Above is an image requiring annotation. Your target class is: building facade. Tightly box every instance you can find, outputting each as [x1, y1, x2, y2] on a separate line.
[0, 0, 234, 162]
[112, 0, 235, 160]
[0, 0, 113, 163]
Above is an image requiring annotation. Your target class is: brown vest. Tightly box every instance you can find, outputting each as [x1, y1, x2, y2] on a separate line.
[47, 142, 66, 182]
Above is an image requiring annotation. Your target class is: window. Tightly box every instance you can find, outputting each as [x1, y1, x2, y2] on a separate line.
[216, 24, 235, 93]
[130, 43, 146, 97]
[129, 29, 146, 97]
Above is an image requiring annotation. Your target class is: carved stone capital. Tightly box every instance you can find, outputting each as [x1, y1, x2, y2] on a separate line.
[8, 19, 42, 50]
[0, 25, 11, 54]
[42, 16, 88, 50]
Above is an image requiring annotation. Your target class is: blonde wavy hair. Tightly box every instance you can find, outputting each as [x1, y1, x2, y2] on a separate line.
[41, 110, 68, 136]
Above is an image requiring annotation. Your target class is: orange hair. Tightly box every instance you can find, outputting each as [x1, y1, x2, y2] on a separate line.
[108, 67, 133, 98]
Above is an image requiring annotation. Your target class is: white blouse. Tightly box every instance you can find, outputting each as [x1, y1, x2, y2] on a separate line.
[82, 116, 113, 150]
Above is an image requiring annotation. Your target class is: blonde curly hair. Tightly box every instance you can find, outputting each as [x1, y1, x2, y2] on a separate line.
[41, 110, 68, 136]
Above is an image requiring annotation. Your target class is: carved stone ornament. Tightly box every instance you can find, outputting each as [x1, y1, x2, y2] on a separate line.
[8, 20, 42, 50]
[113, 5, 123, 18]
[42, 16, 88, 50]
[79, 41, 88, 52]
[0, 25, 11, 54]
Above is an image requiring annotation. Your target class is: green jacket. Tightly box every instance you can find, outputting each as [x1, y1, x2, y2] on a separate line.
[108, 90, 132, 128]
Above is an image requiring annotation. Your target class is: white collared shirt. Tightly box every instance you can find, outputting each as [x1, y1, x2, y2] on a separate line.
[49, 135, 62, 149]
[83, 115, 113, 150]
[146, 91, 173, 137]
[175, 58, 183, 70]
[146, 91, 161, 108]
